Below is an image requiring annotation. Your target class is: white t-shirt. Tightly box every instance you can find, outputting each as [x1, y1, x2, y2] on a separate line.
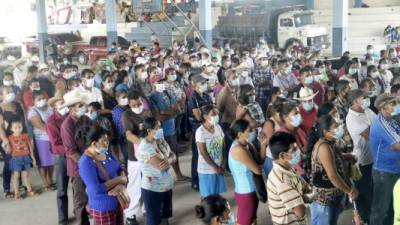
[195, 124, 225, 174]
[81, 86, 103, 104]
[346, 108, 376, 166]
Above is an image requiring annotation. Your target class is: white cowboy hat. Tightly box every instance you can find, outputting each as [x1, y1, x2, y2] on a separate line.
[62, 88, 91, 108]
[38, 63, 48, 71]
[294, 87, 319, 101]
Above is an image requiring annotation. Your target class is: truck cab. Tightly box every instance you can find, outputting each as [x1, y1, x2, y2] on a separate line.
[277, 10, 329, 50]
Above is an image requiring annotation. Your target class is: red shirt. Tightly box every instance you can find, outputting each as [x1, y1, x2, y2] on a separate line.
[299, 106, 318, 134]
[46, 111, 67, 155]
[9, 134, 30, 157]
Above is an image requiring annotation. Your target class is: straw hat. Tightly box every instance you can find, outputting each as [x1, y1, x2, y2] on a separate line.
[61, 89, 91, 108]
[48, 90, 64, 107]
[294, 87, 318, 101]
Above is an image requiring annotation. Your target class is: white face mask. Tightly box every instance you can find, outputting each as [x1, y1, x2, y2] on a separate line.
[199, 84, 208, 93]
[63, 71, 77, 80]
[155, 83, 165, 92]
[3, 80, 13, 86]
[242, 71, 249, 77]
[35, 99, 47, 108]
[371, 71, 379, 78]
[58, 106, 69, 116]
[168, 74, 177, 82]
[131, 105, 144, 114]
[120, 98, 128, 106]
[139, 72, 149, 80]
[105, 82, 115, 90]
[84, 78, 95, 88]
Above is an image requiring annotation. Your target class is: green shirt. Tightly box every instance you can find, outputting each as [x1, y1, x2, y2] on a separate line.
[394, 179, 400, 225]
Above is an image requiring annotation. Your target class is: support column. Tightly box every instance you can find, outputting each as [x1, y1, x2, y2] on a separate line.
[105, 0, 118, 49]
[354, 0, 363, 8]
[199, 0, 212, 49]
[306, 0, 314, 10]
[36, 0, 48, 63]
[332, 0, 348, 57]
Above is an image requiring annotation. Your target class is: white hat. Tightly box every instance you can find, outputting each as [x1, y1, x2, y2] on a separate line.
[6, 55, 16, 61]
[31, 55, 40, 62]
[38, 63, 48, 71]
[62, 88, 91, 108]
[136, 57, 148, 65]
[294, 87, 318, 101]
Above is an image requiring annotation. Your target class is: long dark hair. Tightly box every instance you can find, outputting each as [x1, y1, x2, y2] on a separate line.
[195, 194, 228, 224]
[230, 119, 250, 140]
[139, 117, 158, 138]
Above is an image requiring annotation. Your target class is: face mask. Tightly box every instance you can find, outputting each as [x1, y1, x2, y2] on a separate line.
[4, 93, 15, 103]
[168, 74, 177, 82]
[318, 68, 326, 74]
[86, 112, 98, 121]
[349, 68, 358, 75]
[304, 76, 314, 85]
[199, 84, 208, 93]
[84, 78, 95, 88]
[302, 102, 314, 111]
[31, 87, 40, 91]
[366, 60, 374, 66]
[3, 80, 13, 86]
[247, 131, 257, 143]
[381, 64, 388, 70]
[64, 71, 77, 80]
[209, 115, 219, 125]
[392, 104, 400, 116]
[140, 72, 149, 80]
[314, 75, 321, 82]
[241, 71, 249, 77]
[76, 106, 87, 117]
[334, 125, 344, 140]
[289, 149, 301, 167]
[95, 147, 108, 154]
[362, 98, 370, 110]
[249, 95, 256, 103]
[261, 60, 268, 67]
[285, 67, 291, 74]
[371, 71, 379, 78]
[120, 98, 128, 106]
[132, 105, 144, 114]
[155, 128, 164, 140]
[105, 82, 115, 90]
[155, 83, 165, 92]
[124, 66, 130, 72]
[290, 114, 302, 127]
[230, 78, 240, 87]
[367, 49, 373, 55]
[58, 106, 69, 116]
[35, 99, 47, 108]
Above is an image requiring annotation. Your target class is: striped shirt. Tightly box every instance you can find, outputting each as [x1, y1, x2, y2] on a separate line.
[267, 162, 307, 225]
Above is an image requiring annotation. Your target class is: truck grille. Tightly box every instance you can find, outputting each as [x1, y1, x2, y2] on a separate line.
[307, 35, 328, 46]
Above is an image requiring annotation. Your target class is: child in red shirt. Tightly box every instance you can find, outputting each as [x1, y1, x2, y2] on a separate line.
[7, 120, 37, 199]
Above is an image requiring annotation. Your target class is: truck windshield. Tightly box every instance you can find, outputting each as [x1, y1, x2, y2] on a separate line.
[294, 14, 314, 27]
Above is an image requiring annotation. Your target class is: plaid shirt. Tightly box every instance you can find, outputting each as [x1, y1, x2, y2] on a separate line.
[253, 67, 273, 101]
[245, 102, 265, 124]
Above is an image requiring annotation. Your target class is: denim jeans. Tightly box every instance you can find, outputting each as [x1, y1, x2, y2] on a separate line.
[71, 176, 89, 225]
[311, 197, 345, 225]
[263, 157, 273, 178]
[0, 148, 11, 192]
[354, 164, 373, 223]
[55, 155, 69, 224]
[370, 170, 400, 225]
[190, 121, 200, 189]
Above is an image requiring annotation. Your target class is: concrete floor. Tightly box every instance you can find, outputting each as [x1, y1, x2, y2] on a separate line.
[0, 148, 354, 225]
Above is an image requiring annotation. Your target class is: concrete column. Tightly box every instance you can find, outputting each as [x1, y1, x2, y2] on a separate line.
[332, 0, 348, 57]
[306, 0, 314, 10]
[354, 0, 363, 8]
[199, 0, 212, 49]
[36, 0, 48, 63]
[105, 0, 118, 49]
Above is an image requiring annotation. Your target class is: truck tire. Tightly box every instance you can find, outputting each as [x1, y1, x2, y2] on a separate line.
[77, 52, 88, 65]
[284, 38, 303, 51]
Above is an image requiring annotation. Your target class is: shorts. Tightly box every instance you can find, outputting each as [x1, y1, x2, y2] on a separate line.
[198, 173, 227, 197]
[164, 135, 178, 154]
[234, 192, 258, 225]
[142, 189, 173, 225]
[9, 155, 32, 172]
[88, 207, 124, 225]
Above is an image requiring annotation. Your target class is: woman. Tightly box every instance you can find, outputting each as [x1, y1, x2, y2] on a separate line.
[112, 90, 129, 162]
[79, 126, 127, 225]
[367, 65, 385, 96]
[195, 194, 234, 225]
[310, 115, 359, 225]
[139, 117, 176, 225]
[229, 119, 262, 225]
[195, 105, 226, 198]
[27, 91, 55, 191]
[101, 70, 118, 111]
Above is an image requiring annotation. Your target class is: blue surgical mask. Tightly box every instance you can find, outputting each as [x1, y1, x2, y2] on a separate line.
[290, 114, 302, 127]
[362, 98, 370, 110]
[289, 149, 301, 167]
[302, 102, 314, 111]
[76, 106, 87, 118]
[86, 112, 98, 121]
[247, 131, 257, 143]
[95, 147, 108, 154]
[392, 104, 400, 116]
[155, 128, 164, 140]
[304, 76, 314, 85]
[335, 125, 344, 140]
[209, 116, 219, 125]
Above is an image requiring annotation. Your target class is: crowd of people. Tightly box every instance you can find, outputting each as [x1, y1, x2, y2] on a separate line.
[1, 37, 400, 225]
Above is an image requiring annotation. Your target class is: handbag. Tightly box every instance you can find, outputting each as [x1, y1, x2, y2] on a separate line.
[85, 151, 131, 209]
[350, 164, 363, 181]
[248, 143, 268, 203]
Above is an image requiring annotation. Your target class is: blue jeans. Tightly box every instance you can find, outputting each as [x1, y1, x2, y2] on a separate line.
[0, 149, 11, 192]
[190, 121, 201, 189]
[263, 157, 273, 178]
[354, 164, 373, 223]
[311, 197, 345, 225]
[370, 170, 400, 225]
[55, 155, 69, 224]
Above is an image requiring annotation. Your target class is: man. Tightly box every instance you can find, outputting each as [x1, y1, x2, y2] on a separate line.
[334, 80, 351, 121]
[273, 58, 299, 98]
[295, 87, 318, 134]
[80, 69, 104, 107]
[60, 89, 93, 225]
[217, 69, 239, 128]
[148, 75, 188, 181]
[37, 63, 55, 97]
[217, 56, 231, 85]
[253, 56, 273, 110]
[46, 95, 70, 225]
[360, 78, 378, 113]
[346, 90, 376, 224]
[267, 132, 311, 225]
[369, 93, 400, 225]
[131, 64, 151, 97]
[122, 91, 152, 225]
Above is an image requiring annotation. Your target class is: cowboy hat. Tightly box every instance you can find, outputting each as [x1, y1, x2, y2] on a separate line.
[62, 88, 91, 108]
[38, 63, 49, 71]
[48, 90, 64, 107]
[294, 87, 318, 101]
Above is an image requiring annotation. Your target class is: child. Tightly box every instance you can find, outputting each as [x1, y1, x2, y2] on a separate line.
[7, 120, 37, 199]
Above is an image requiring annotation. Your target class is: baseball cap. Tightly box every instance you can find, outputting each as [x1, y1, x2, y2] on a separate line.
[347, 89, 366, 105]
[374, 93, 397, 109]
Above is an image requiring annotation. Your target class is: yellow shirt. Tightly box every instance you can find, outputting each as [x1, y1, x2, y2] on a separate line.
[394, 179, 400, 225]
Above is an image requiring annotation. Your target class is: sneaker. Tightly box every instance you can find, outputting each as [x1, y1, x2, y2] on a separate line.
[126, 215, 139, 225]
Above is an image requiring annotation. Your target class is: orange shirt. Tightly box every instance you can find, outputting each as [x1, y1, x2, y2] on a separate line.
[9, 134, 31, 157]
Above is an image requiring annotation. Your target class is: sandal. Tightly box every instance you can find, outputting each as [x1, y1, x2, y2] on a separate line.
[26, 191, 37, 197]
[5, 191, 14, 198]
[14, 193, 21, 200]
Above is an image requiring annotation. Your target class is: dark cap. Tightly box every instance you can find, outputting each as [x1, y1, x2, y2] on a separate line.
[374, 93, 397, 109]
[347, 89, 366, 105]
[192, 75, 207, 84]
